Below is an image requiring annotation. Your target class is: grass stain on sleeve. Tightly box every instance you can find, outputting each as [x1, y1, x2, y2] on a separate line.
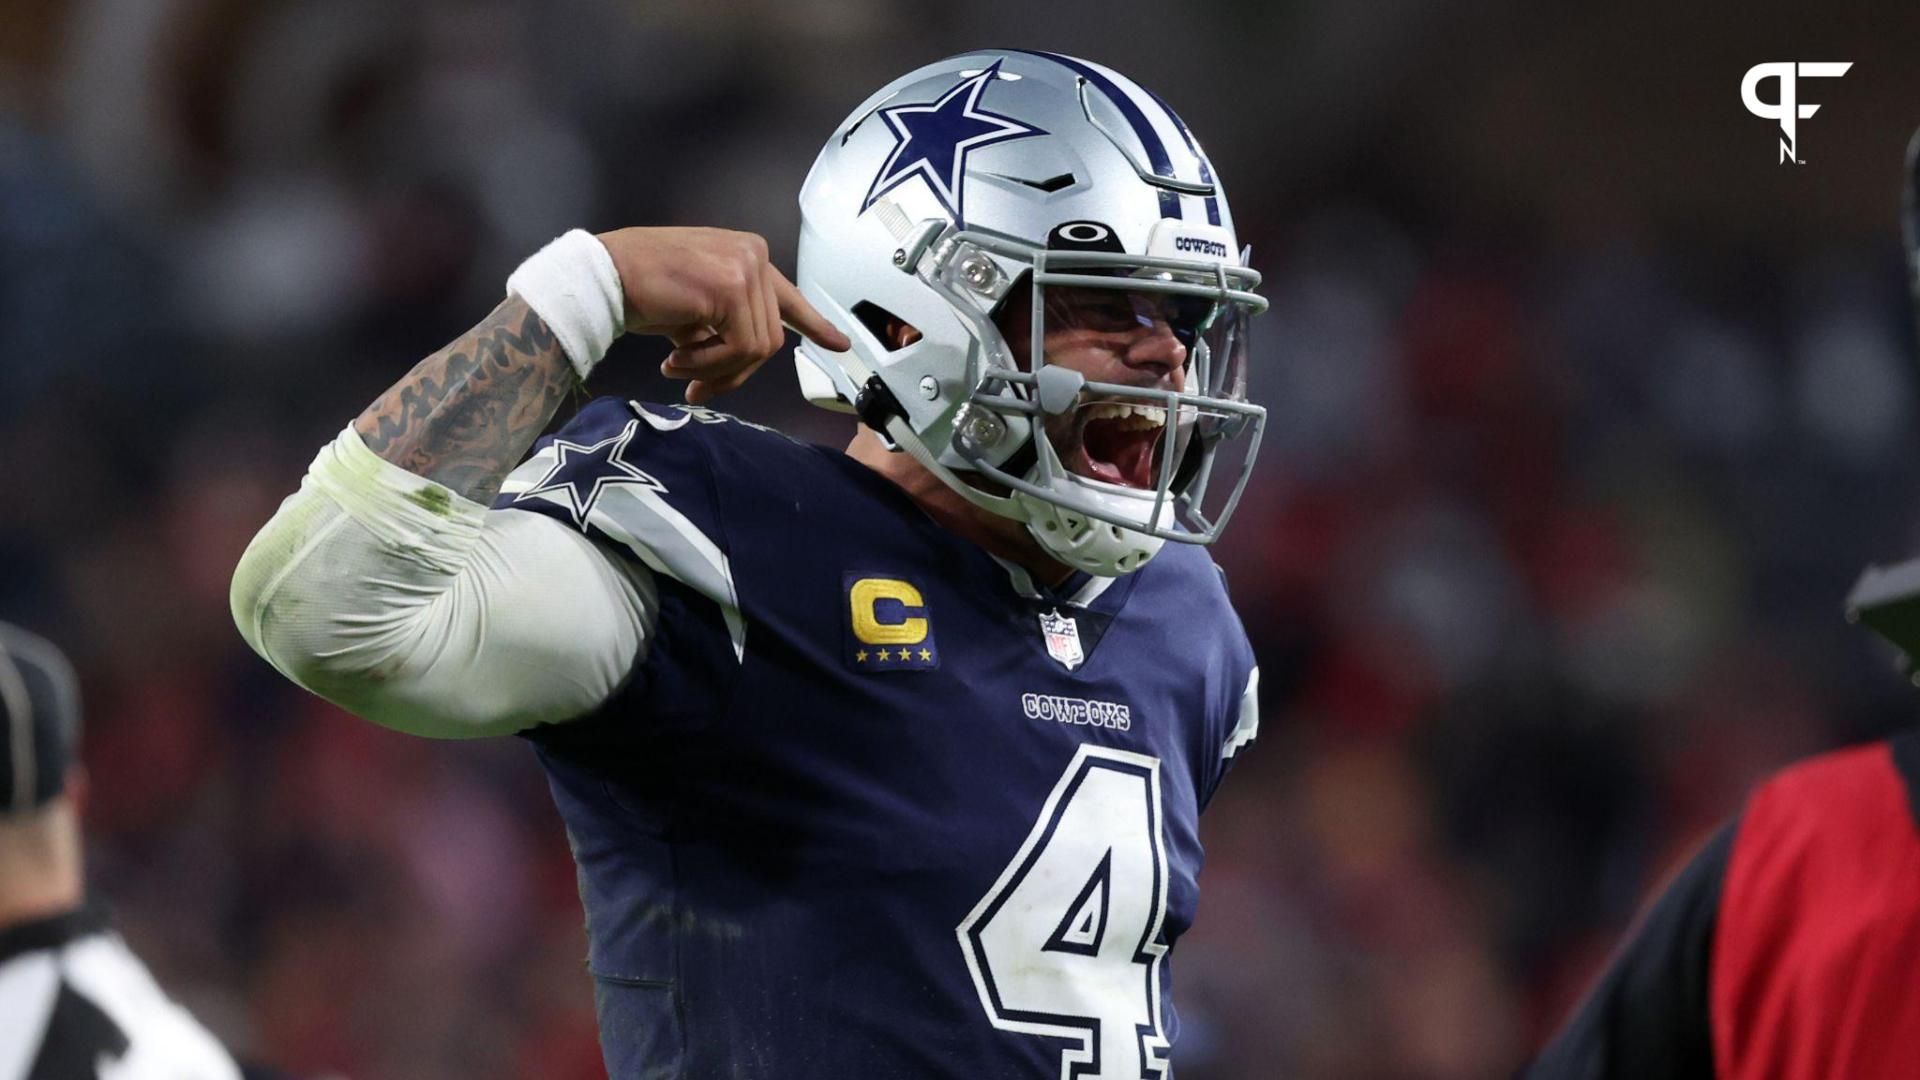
[406, 485, 454, 517]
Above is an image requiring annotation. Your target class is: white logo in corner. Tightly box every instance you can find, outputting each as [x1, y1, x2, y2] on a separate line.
[1741, 62, 1852, 164]
[1038, 610, 1084, 671]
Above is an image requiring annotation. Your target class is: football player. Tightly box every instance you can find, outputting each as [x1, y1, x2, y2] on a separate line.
[1525, 129, 1920, 1080]
[231, 51, 1264, 1078]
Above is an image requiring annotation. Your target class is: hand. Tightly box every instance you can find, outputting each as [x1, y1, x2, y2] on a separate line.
[595, 227, 851, 404]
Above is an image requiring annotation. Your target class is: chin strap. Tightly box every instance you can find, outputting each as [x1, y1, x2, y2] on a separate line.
[832, 352, 1158, 577]
[886, 413, 1025, 520]
[836, 351, 1027, 522]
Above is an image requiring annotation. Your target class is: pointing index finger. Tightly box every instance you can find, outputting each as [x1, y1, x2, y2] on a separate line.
[772, 270, 852, 352]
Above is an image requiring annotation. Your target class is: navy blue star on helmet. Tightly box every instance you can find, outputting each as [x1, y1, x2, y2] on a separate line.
[860, 60, 1045, 227]
[513, 419, 664, 527]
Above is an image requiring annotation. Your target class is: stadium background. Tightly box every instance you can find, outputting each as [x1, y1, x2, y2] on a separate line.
[5, 1, 1920, 1076]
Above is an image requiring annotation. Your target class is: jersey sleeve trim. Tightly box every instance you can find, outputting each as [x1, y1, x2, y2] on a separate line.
[1222, 666, 1259, 760]
[501, 405, 746, 661]
[583, 483, 744, 661]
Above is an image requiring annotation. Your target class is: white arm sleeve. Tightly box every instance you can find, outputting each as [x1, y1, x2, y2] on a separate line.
[230, 427, 657, 738]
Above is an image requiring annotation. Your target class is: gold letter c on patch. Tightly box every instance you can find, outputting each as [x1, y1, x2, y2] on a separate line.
[850, 578, 929, 645]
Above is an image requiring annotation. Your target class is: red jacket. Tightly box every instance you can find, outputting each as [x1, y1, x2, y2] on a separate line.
[1531, 732, 1920, 1079]
[1712, 737, 1920, 1079]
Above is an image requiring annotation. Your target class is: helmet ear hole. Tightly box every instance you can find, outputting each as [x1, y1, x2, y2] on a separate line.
[989, 271, 1032, 325]
[988, 272, 1035, 370]
[851, 302, 922, 351]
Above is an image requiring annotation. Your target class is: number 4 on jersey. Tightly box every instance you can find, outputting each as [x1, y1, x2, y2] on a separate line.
[958, 746, 1172, 1079]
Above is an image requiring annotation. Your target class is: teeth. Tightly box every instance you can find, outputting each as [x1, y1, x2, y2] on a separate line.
[1083, 402, 1166, 429]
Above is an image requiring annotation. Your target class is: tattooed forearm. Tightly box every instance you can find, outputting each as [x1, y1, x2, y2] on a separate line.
[354, 297, 577, 504]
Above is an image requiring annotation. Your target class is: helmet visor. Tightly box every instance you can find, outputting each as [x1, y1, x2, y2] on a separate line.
[1020, 268, 1260, 540]
[1035, 280, 1251, 409]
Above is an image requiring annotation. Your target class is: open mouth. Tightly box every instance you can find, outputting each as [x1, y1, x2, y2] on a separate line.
[1071, 402, 1166, 489]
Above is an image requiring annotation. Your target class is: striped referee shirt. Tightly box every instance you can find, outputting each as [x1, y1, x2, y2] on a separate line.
[0, 904, 240, 1079]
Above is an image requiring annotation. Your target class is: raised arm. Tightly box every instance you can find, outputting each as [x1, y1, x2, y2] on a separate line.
[352, 295, 574, 505]
[350, 226, 846, 503]
[232, 228, 848, 737]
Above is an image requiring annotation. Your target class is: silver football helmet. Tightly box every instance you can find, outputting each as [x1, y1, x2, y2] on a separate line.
[794, 50, 1266, 576]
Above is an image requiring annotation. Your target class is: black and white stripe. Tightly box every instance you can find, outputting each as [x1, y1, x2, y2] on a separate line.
[0, 906, 241, 1080]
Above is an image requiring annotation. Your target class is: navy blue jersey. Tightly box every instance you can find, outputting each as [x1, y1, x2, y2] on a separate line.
[495, 397, 1260, 1080]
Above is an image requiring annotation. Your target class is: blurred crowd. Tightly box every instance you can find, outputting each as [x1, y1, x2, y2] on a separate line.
[5, 1, 1920, 1078]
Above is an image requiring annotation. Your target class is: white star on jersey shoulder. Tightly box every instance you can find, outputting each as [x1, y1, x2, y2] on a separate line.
[514, 419, 665, 527]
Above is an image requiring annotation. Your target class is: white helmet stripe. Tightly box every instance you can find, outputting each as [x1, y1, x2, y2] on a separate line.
[1020, 51, 1217, 201]
[1007, 49, 1187, 221]
[1105, 66, 1211, 191]
[1138, 83, 1223, 226]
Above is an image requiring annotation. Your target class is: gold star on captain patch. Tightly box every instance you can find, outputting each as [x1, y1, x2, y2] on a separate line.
[877, 648, 892, 661]
[918, 648, 933, 661]
[855, 650, 869, 663]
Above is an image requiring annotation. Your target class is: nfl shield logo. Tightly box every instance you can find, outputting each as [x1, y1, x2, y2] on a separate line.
[1038, 610, 1085, 671]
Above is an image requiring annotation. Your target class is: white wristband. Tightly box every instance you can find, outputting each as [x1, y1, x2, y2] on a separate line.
[505, 229, 625, 381]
